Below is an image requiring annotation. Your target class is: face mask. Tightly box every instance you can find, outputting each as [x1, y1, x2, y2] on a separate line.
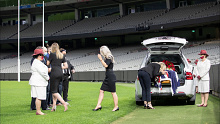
[200, 56, 204, 59]
[41, 56, 44, 60]
[44, 53, 47, 56]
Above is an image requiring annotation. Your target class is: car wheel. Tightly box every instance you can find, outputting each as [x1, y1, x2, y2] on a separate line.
[187, 99, 195, 105]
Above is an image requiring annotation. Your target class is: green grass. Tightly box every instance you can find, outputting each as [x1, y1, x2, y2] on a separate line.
[112, 94, 220, 124]
[0, 81, 136, 124]
[1, 81, 220, 124]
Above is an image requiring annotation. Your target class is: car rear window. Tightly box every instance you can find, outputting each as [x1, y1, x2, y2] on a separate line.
[146, 54, 185, 74]
[148, 54, 183, 64]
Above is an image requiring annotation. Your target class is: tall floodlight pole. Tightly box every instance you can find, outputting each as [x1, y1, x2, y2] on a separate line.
[43, 1, 44, 47]
[18, 0, 20, 82]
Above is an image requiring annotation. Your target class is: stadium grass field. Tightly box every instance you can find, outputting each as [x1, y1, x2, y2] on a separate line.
[1, 81, 219, 124]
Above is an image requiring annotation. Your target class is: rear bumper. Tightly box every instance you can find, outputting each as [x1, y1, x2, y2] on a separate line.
[150, 93, 190, 100]
[151, 93, 186, 97]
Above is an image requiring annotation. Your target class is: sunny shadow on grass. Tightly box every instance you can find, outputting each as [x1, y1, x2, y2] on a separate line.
[0, 81, 136, 124]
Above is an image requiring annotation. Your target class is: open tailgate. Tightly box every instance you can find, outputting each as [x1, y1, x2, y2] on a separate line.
[142, 36, 188, 53]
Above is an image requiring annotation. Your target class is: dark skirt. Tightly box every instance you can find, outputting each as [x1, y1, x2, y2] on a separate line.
[100, 69, 116, 92]
[50, 66, 63, 93]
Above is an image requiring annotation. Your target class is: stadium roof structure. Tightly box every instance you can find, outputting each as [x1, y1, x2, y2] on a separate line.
[0, 0, 219, 43]
[0, 0, 156, 19]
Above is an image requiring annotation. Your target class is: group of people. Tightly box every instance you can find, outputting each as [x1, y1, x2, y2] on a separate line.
[29, 43, 75, 115]
[138, 49, 211, 109]
[29, 42, 211, 115]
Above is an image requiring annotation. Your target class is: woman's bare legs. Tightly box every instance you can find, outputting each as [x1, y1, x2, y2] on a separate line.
[36, 98, 44, 115]
[204, 92, 209, 106]
[52, 93, 68, 111]
[196, 86, 198, 93]
[200, 93, 205, 105]
[111, 92, 118, 111]
[94, 90, 104, 109]
[51, 94, 57, 111]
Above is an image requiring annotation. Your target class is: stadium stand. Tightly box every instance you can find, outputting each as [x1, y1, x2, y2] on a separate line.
[0, 2, 219, 39]
[151, 2, 216, 25]
[98, 9, 166, 31]
[0, 40, 219, 73]
[55, 15, 120, 35]
[0, 24, 29, 40]
[182, 40, 220, 65]
[10, 20, 75, 39]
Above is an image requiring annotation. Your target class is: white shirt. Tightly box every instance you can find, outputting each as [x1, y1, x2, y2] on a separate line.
[29, 59, 49, 86]
[196, 59, 211, 81]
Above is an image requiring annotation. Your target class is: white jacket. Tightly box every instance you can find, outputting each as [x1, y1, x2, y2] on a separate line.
[193, 65, 199, 86]
[196, 59, 211, 81]
[29, 59, 49, 86]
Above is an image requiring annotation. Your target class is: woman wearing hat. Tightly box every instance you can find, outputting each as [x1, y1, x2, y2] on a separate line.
[196, 50, 211, 107]
[29, 49, 50, 115]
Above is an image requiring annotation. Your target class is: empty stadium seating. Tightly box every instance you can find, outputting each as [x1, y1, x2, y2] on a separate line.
[1, 2, 218, 40]
[0, 24, 29, 40]
[10, 20, 75, 39]
[55, 15, 120, 35]
[151, 2, 216, 25]
[0, 40, 219, 73]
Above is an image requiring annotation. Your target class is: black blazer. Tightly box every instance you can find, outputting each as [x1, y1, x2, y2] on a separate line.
[67, 60, 74, 71]
[139, 63, 162, 79]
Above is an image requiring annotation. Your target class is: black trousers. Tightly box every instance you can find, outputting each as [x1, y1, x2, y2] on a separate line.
[31, 98, 47, 110]
[47, 81, 53, 105]
[62, 75, 69, 102]
[138, 70, 151, 102]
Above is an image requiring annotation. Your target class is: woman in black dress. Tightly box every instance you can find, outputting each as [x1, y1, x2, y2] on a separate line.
[138, 62, 167, 109]
[93, 46, 119, 111]
[47, 43, 68, 112]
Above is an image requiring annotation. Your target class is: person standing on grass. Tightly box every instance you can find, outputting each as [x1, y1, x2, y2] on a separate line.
[29, 49, 50, 115]
[47, 43, 69, 112]
[138, 62, 167, 109]
[30, 46, 50, 111]
[60, 48, 75, 102]
[93, 46, 119, 111]
[196, 50, 211, 107]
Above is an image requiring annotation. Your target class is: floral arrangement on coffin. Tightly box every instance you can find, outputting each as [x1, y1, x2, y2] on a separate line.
[162, 60, 175, 71]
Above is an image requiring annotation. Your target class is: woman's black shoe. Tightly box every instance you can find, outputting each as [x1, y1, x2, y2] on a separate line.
[112, 107, 119, 111]
[92, 107, 102, 111]
[144, 104, 147, 109]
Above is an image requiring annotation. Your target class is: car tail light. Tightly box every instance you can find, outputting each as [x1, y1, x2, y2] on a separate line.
[186, 72, 193, 80]
[137, 76, 139, 81]
[178, 91, 185, 93]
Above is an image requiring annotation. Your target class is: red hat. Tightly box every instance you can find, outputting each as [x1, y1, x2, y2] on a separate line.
[198, 50, 209, 57]
[32, 49, 44, 56]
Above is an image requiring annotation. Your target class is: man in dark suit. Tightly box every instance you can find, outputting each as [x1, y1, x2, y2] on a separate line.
[60, 48, 75, 102]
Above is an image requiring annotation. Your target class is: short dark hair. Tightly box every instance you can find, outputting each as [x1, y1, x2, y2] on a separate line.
[60, 48, 66, 52]
[33, 54, 41, 58]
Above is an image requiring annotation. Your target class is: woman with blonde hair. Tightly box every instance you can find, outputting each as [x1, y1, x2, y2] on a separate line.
[138, 62, 167, 109]
[93, 46, 119, 111]
[47, 43, 68, 112]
